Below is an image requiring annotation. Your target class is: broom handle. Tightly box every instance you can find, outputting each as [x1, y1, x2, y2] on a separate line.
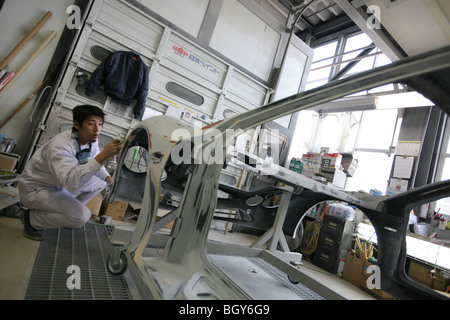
[0, 11, 52, 70]
[0, 81, 46, 129]
[0, 31, 56, 98]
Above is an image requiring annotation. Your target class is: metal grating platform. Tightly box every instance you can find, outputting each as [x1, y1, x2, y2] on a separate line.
[25, 223, 131, 300]
[25, 223, 323, 300]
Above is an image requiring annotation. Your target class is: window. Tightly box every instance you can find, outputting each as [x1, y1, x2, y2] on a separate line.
[297, 32, 450, 282]
[305, 41, 338, 90]
[358, 220, 450, 271]
[435, 120, 450, 214]
[305, 32, 394, 93]
[346, 151, 395, 193]
[289, 108, 401, 193]
[294, 33, 402, 193]
[316, 109, 401, 193]
[357, 109, 399, 150]
[339, 33, 375, 75]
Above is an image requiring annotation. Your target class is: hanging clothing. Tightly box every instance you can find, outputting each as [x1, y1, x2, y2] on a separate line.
[85, 51, 149, 119]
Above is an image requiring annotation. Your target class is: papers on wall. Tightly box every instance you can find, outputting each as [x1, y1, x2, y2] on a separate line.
[183, 108, 194, 122]
[142, 108, 163, 120]
[159, 96, 195, 122]
[104, 96, 133, 118]
[386, 178, 409, 195]
[393, 156, 414, 179]
[166, 105, 183, 119]
[386, 141, 421, 194]
[395, 141, 421, 157]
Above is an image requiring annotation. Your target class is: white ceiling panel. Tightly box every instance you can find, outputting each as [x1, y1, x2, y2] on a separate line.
[368, 0, 450, 56]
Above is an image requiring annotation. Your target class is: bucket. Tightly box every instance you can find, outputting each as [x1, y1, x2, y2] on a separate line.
[413, 223, 428, 236]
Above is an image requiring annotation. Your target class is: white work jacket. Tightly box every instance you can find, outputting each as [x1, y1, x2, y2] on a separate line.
[19, 130, 109, 194]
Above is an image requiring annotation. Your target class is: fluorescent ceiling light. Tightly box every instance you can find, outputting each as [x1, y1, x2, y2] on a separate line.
[375, 92, 434, 109]
[310, 91, 434, 114]
[310, 95, 376, 113]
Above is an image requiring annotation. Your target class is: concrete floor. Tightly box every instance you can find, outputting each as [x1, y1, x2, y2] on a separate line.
[0, 216, 40, 299]
[0, 215, 375, 300]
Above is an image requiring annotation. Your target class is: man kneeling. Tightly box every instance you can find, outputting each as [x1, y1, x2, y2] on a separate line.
[19, 105, 124, 240]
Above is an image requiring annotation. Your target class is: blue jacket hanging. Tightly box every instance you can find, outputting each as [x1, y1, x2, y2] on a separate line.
[85, 51, 149, 119]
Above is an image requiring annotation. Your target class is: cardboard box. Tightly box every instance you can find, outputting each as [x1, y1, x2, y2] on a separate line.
[342, 252, 365, 286]
[102, 200, 128, 221]
[301, 166, 315, 179]
[301, 154, 313, 162]
[0, 152, 20, 172]
[341, 153, 358, 177]
[312, 153, 323, 164]
[322, 153, 342, 168]
[156, 209, 174, 229]
[289, 158, 303, 173]
[319, 168, 347, 188]
[345, 159, 358, 177]
[408, 260, 450, 292]
[370, 189, 383, 196]
[86, 194, 103, 219]
[360, 260, 396, 300]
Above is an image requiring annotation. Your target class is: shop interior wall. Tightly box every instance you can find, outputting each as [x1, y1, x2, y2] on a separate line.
[0, 0, 76, 156]
[2, 0, 314, 177]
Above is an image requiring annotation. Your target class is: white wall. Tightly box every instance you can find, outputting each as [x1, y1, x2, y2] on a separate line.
[0, 0, 75, 151]
[138, 0, 283, 82]
[139, 0, 210, 38]
[209, 0, 280, 81]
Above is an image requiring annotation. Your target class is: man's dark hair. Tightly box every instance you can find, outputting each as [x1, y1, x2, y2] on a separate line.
[72, 105, 105, 132]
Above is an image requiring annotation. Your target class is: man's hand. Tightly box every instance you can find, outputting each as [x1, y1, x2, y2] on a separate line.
[105, 175, 113, 184]
[95, 139, 125, 164]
